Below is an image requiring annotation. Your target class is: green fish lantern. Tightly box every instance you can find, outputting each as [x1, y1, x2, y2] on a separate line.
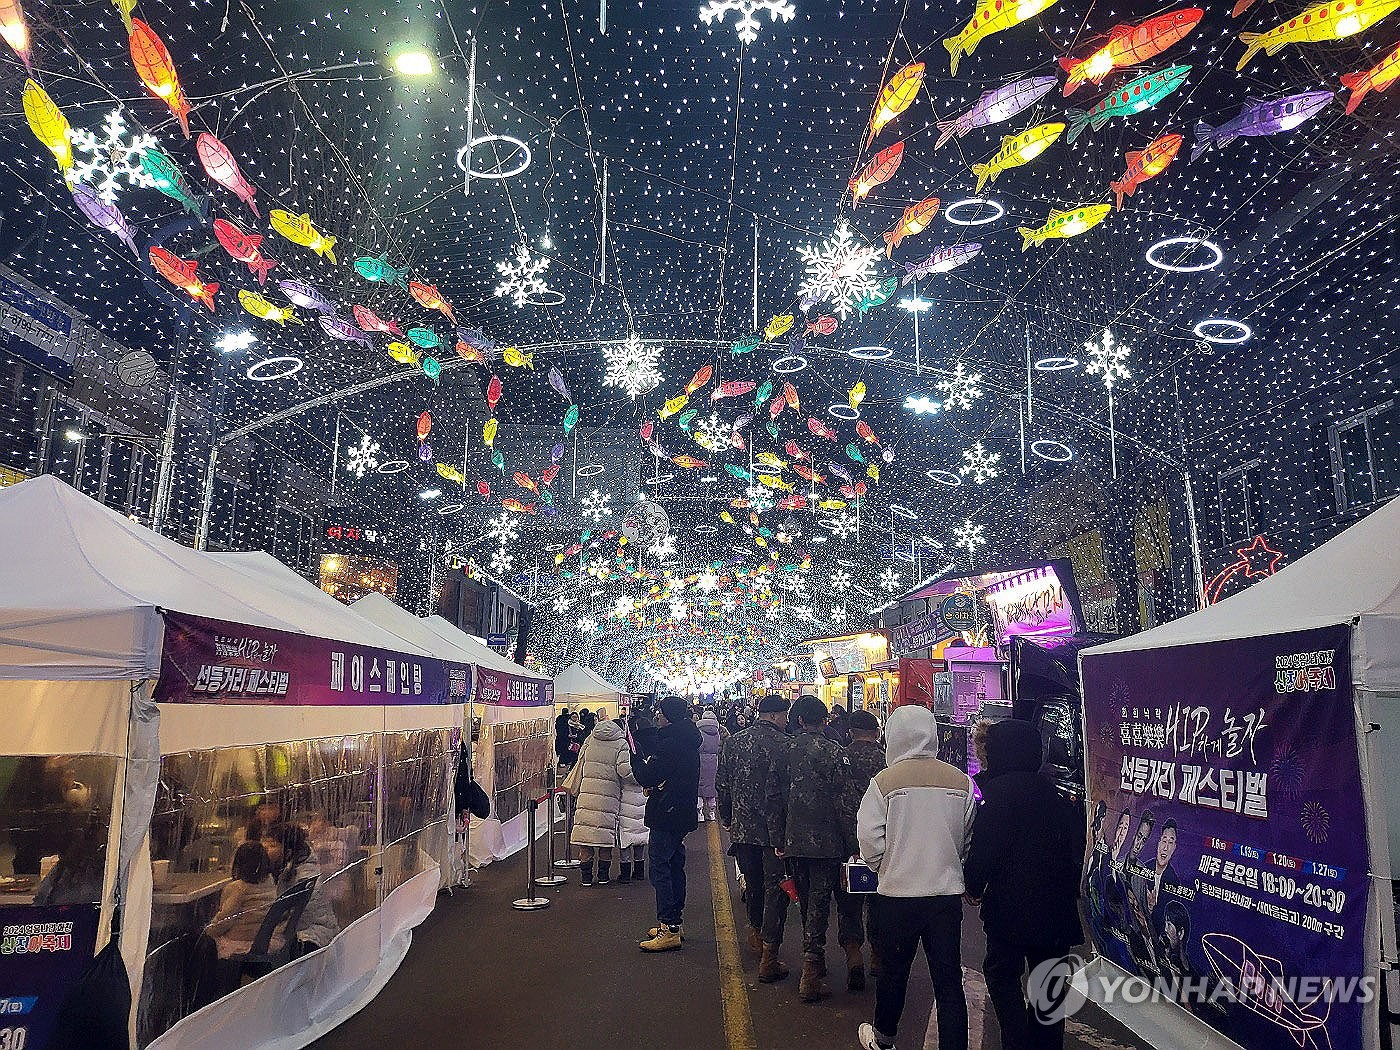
[845, 442, 865, 463]
[678, 409, 698, 430]
[731, 335, 761, 357]
[422, 357, 441, 380]
[563, 404, 579, 434]
[725, 464, 750, 481]
[854, 277, 899, 317]
[141, 146, 207, 220]
[353, 252, 409, 289]
[754, 381, 773, 409]
[406, 327, 440, 349]
[766, 423, 780, 440]
[491, 450, 505, 472]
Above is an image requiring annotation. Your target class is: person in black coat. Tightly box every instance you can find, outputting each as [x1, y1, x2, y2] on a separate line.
[631, 695, 701, 951]
[964, 719, 1084, 1050]
[555, 708, 575, 769]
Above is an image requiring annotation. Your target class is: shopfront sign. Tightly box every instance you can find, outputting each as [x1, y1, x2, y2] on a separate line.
[0, 903, 101, 1050]
[890, 610, 957, 657]
[475, 666, 553, 707]
[156, 612, 471, 706]
[1081, 625, 1369, 1050]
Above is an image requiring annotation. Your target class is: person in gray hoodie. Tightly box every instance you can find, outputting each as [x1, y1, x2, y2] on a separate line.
[855, 705, 975, 1050]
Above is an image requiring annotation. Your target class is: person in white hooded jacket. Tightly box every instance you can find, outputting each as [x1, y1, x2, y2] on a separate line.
[568, 718, 633, 886]
[855, 705, 975, 1050]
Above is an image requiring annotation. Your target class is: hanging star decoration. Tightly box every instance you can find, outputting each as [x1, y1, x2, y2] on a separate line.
[698, 0, 795, 44]
[580, 488, 614, 523]
[1085, 328, 1131, 389]
[937, 363, 984, 412]
[952, 519, 987, 561]
[343, 433, 381, 478]
[1204, 534, 1283, 605]
[797, 219, 882, 319]
[494, 244, 551, 308]
[602, 334, 664, 399]
[68, 108, 158, 205]
[959, 443, 1001, 484]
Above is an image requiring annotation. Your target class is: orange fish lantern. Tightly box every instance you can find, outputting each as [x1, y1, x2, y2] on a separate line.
[856, 420, 881, 445]
[686, 364, 713, 394]
[883, 197, 940, 257]
[129, 20, 191, 138]
[409, 280, 455, 324]
[148, 246, 218, 311]
[1109, 133, 1183, 210]
[513, 471, 538, 493]
[794, 464, 825, 484]
[501, 499, 536, 514]
[1341, 40, 1400, 112]
[868, 62, 925, 147]
[850, 141, 904, 208]
[1, 0, 32, 68]
[455, 340, 486, 366]
[540, 464, 561, 487]
[768, 394, 786, 419]
[416, 411, 432, 443]
[486, 375, 503, 410]
[782, 381, 800, 411]
[672, 455, 708, 469]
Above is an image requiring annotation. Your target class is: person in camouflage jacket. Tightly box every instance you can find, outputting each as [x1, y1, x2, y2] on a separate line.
[837, 709, 888, 990]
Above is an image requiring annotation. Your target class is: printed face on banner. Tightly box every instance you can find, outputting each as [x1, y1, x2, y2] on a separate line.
[1080, 626, 1369, 1050]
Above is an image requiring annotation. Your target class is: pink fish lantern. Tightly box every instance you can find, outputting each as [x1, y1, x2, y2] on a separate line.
[196, 132, 258, 217]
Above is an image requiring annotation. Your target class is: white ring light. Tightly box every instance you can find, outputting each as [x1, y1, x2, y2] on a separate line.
[576, 464, 605, 477]
[1031, 440, 1074, 462]
[523, 288, 566, 307]
[245, 356, 303, 381]
[828, 403, 860, 421]
[772, 355, 808, 374]
[647, 473, 674, 485]
[378, 460, 411, 474]
[891, 504, 920, 520]
[1146, 236, 1223, 273]
[544, 543, 565, 552]
[945, 198, 1004, 226]
[926, 469, 962, 487]
[1034, 356, 1080, 371]
[436, 502, 466, 515]
[694, 525, 718, 534]
[847, 345, 892, 361]
[455, 135, 532, 179]
[1193, 318, 1252, 344]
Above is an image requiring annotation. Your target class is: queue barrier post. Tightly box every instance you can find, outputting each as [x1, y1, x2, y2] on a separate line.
[535, 782, 568, 887]
[511, 796, 551, 910]
[554, 769, 581, 868]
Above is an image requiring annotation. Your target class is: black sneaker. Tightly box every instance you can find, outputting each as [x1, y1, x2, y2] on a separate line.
[597, 865, 611, 885]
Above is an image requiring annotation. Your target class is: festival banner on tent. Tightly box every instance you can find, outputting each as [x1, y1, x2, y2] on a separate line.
[1081, 625, 1370, 1050]
[0, 903, 101, 1050]
[890, 609, 958, 657]
[156, 612, 471, 706]
[475, 666, 553, 707]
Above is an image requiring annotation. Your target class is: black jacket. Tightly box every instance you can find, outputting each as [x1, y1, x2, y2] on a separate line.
[633, 718, 702, 834]
[964, 719, 1084, 950]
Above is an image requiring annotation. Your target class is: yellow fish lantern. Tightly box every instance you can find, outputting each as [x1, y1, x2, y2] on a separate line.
[818, 498, 848, 510]
[764, 313, 795, 341]
[388, 341, 421, 365]
[238, 289, 302, 325]
[1238, 0, 1400, 69]
[658, 394, 689, 419]
[755, 536, 769, 548]
[868, 62, 925, 146]
[502, 345, 534, 369]
[867, 462, 881, 482]
[483, 417, 498, 447]
[268, 209, 337, 263]
[720, 510, 735, 524]
[756, 452, 787, 470]
[22, 80, 73, 172]
[849, 381, 866, 411]
[944, 0, 1061, 75]
[436, 463, 465, 485]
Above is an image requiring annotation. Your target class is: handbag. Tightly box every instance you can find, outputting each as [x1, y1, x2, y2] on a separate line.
[842, 860, 879, 894]
[561, 743, 587, 797]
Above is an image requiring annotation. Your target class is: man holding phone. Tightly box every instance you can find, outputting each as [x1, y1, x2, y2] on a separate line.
[632, 696, 701, 952]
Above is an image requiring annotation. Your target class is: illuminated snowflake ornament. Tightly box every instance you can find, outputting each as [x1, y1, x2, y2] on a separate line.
[952, 519, 987, 563]
[494, 245, 551, 308]
[830, 605, 848, 626]
[580, 489, 613, 523]
[779, 574, 808, 597]
[695, 570, 721, 593]
[744, 483, 775, 512]
[647, 533, 677, 561]
[698, 0, 795, 44]
[551, 595, 575, 614]
[720, 593, 737, 614]
[669, 597, 690, 620]
[68, 109, 157, 205]
[959, 443, 1001, 485]
[612, 595, 637, 619]
[485, 511, 520, 545]
[752, 571, 774, 597]
[586, 556, 612, 580]
[489, 547, 514, 576]
[829, 569, 852, 592]
[797, 220, 881, 319]
[602, 335, 663, 399]
[694, 413, 732, 453]
[577, 616, 599, 635]
[937, 363, 984, 412]
[344, 433, 381, 478]
[825, 512, 858, 540]
[879, 567, 903, 593]
[1085, 329, 1131, 389]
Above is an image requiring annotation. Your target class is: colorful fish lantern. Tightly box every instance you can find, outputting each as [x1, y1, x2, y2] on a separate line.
[352, 304, 404, 338]
[1018, 204, 1111, 251]
[416, 412, 432, 442]
[129, 20, 190, 137]
[1191, 91, 1334, 159]
[686, 364, 713, 394]
[850, 141, 904, 207]
[563, 404, 579, 433]
[724, 464, 750, 480]
[239, 290, 300, 325]
[845, 443, 866, 463]
[269, 210, 337, 263]
[141, 146, 207, 219]
[277, 279, 335, 314]
[768, 395, 786, 420]
[678, 408, 699, 430]
[540, 464, 561, 487]
[406, 327, 440, 349]
[70, 184, 139, 258]
[640, 421, 655, 442]
[486, 375, 503, 410]
[659, 395, 689, 419]
[548, 366, 572, 401]
[437, 463, 465, 485]
[483, 418, 498, 446]
[713, 379, 756, 401]
[419, 443, 434, 463]
[854, 276, 899, 316]
[808, 418, 838, 441]
[422, 357, 441, 380]
[673, 455, 708, 469]
[943, 0, 1061, 76]
[764, 314, 795, 341]
[477, 481, 491, 499]
[1342, 41, 1400, 111]
[1066, 66, 1191, 142]
[21, 79, 72, 171]
[1, 0, 32, 68]
[785, 440, 808, 461]
[354, 253, 409, 289]
[387, 342, 420, 365]
[937, 76, 1058, 149]
[196, 133, 258, 216]
[513, 471, 538, 493]
[409, 280, 455, 324]
[782, 382, 800, 411]
[849, 381, 866, 411]
[1060, 9, 1203, 96]
[1110, 133, 1184, 209]
[1238, 0, 1399, 69]
[804, 315, 838, 337]
[502, 499, 536, 515]
[856, 420, 880, 445]
[455, 340, 487, 366]
[148, 246, 217, 311]
[731, 335, 761, 356]
[972, 122, 1064, 192]
[501, 346, 533, 369]
[902, 244, 982, 285]
[883, 197, 941, 257]
[213, 219, 277, 284]
[868, 62, 925, 146]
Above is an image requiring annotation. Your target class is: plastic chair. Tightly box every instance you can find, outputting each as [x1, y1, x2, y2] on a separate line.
[230, 876, 317, 981]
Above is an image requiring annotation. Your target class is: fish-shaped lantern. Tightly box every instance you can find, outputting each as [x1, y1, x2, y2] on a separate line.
[640, 421, 655, 441]
[149, 245, 217, 311]
[477, 481, 491, 499]
[502, 499, 536, 514]
[502, 346, 534, 369]
[269, 210, 337, 263]
[1342, 41, 1400, 111]
[1018, 204, 1111, 251]
[354, 253, 408, 288]
[845, 443, 866, 464]
[724, 464, 751, 480]
[754, 381, 774, 408]
[438, 463, 465, 485]
[764, 314, 795, 341]
[782, 382, 800, 411]
[936, 75, 1058, 149]
[455, 341, 487, 366]
[808, 418, 838, 441]
[868, 62, 925, 146]
[856, 420, 881, 445]
[387, 342, 420, 365]
[70, 184, 139, 258]
[129, 20, 190, 137]
[110, 0, 136, 31]
[406, 327, 440, 349]
[943, 0, 1060, 76]
[563, 405, 580, 433]
[409, 280, 456, 324]
[785, 440, 808, 461]
[1238, 0, 1399, 70]
[352, 304, 404, 338]
[1191, 91, 1334, 159]
[22, 79, 72, 171]
[486, 375, 503, 410]
[319, 315, 371, 347]
[829, 462, 853, 484]
[972, 122, 1064, 191]
[213, 219, 277, 284]
[756, 452, 787, 470]
[659, 395, 689, 419]
[883, 197, 940, 256]
[417, 412, 432, 442]
[1060, 9, 1203, 96]
[548, 366, 572, 401]
[805, 315, 838, 337]
[867, 462, 881, 482]
[491, 451, 506, 473]
[196, 133, 258, 216]
[276, 279, 336, 314]
[850, 141, 904, 207]
[793, 464, 824, 485]
[239, 290, 301, 325]
[1, 0, 32, 68]
[854, 276, 899, 316]
[422, 357, 441, 380]
[686, 364, 713, 394]
[483, 418, 498, 446]
[140, 146, 207, 219]
[540, 464, 561, 487]
[902, 243, 982, 285]
[1066, 65, 1191, 142]
[849, 381, 866, 411]
[1110, 133, 1184, 209]
[679, 408, 699, 430]
[731, 334, 761, 356]
[713, 379, 756, 401]
[513, 471, 538, 494]
[673, 455, 708, 469]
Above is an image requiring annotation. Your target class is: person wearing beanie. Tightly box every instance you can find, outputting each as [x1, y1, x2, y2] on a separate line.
[717, 693, 794, 982]
[632, 695, 701, 952]
[964, 718, 1084, 1050]
[696, 709, 726, 822]
[856, 705, 974, 1050]
[837, 708, 887, 991]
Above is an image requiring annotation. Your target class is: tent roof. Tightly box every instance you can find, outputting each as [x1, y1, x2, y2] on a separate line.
[351, 593, 547, 684]
[1084, 498, 1400, 690]
[0, 476, 430, 680]
[554, 662, 624, 702]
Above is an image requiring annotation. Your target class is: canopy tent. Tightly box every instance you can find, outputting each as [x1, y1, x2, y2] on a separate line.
[0, 477, 461, 1050]
[553, 662, 625, 720]
[1078, 501, 1400, 1050]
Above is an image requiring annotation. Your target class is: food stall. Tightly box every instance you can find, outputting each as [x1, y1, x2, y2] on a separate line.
[796, 632, 894, 716]
[554, 662, 626, 721]
[0, 477, 468, 1050]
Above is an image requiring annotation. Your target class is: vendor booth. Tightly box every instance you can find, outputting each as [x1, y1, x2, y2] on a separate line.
[0, 477, 468, 1050]
[553, 662, 625, 721]
[1078, 500, 1400, 1050]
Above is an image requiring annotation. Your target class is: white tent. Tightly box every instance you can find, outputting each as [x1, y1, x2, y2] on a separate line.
[0, 477, 461, 1050]
[553, 662, 625, 719]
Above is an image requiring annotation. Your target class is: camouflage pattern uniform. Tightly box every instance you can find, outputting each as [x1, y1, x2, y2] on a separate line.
[766, 729, 854, 961]
[717, 720, 792, 944]
[837, 737, 888, 948]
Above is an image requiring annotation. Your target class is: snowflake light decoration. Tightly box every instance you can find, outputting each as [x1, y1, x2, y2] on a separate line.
[720, 593, 737, 614]
[879, 567, 903, 593]
[797, 220, 881, 319]
[344, 433, 381, 478]
[745, 483, 775, 512]
[494, 245, 551, 308]
[793, 604, 815, 622]
[586, 556, 612, 580]
[953, 519, 987, 562]
[602, 335, 664, 399]
[489, 547, 514, 576]
[1085, 328, 1131, 389]
[824, 512, 858, 539]
[68, 109, 157, 205]
[960, 443, 1001, 484]
[752, 571, 774, 597]
[698, 0, 795, 44]
[577, 616, 599, 635]
[830, 569, 852, 592]
[668, 597, 689, 620]
[779, 574, 807, 597]
[612, 596, 636, 619]
[695, 570, 721, 593]
[764, 605, 781, 621]
[694, 413, 732, 453]
[647, 533, 677, 561]
[485, 511, 521, 546]
[937, 363, 984, 412]
[551, 595, 574, 614]
[830, 605, 848, 626]
[580, 488, 613, 523]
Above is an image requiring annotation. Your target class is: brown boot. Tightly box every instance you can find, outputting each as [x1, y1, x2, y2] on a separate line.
[758, 944, 789, 983]
[845, 943, 866, 991]
[799, 959, 826, 1002]
[747, 927, 763, 958]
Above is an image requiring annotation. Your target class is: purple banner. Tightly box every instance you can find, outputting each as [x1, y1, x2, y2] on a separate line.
[0, 903, 101, 1050]
[475, 666, 552, 707]
[156, 612, 471, 706]
[1081, 625, 1369, 1050]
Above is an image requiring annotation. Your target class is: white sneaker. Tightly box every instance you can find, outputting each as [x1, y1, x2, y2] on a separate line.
[857, 1022, 893, 1050]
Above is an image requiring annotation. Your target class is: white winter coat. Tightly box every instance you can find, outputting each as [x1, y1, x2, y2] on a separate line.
[569, 720, 632, 848]
[618, 769, 649, 849]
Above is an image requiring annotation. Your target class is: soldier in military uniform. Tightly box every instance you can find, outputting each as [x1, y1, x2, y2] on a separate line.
[766, 694, 855, 1002]
[837, 709, 888, 991]
[717, 694, 793, 982]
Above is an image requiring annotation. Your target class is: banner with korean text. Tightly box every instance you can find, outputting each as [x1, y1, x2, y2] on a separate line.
[475, 666, 553, 707]
[155, 612, 471, 706]
[1080, 625, 1370, 1050]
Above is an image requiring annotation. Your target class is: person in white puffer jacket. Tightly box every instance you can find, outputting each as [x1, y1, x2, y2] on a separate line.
[569, 717, 633, 886]
[616, 726, 649, 884]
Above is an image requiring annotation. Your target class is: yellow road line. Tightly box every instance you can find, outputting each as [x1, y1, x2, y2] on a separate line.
[707, 820, 758, 1050]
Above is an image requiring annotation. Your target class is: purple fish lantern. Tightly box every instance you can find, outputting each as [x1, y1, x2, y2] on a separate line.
[277, 278, 336, 314]
[902, 243, 982, 286]
[318, 314, 372, 347]
[547, 367, 571, 401]
[551, 442, 566, 463]
[419, 442, 433, 462]
[1191, 91, 1334, 161]
[70, 184, 140, 258]
[935, 76, 1058, 149]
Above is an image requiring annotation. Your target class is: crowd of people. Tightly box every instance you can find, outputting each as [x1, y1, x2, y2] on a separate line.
[554, 691, 1086, 1050]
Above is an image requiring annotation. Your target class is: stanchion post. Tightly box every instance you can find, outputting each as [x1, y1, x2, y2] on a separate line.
[536, 779, 567, 886]
[554, 769, 581, 868]
[512, 798, 550, 910]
